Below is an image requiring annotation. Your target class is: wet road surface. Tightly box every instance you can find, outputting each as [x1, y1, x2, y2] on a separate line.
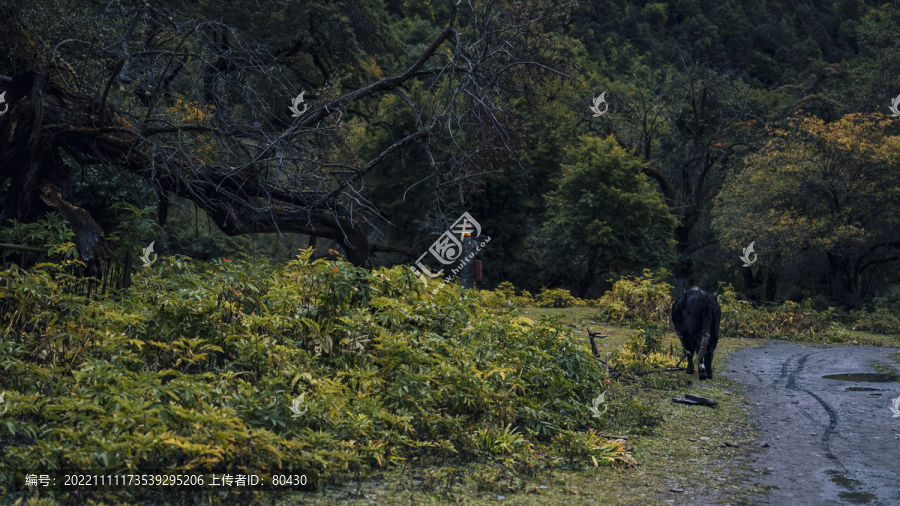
[723, 342, 900, 505]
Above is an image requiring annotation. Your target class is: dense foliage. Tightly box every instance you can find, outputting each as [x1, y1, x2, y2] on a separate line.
[713, 114, 900, 308]
[4, 0, 900, 307]
[0, 250, 651, 504]
[4, 2, 900, 504]
[488, 270, 899, 342]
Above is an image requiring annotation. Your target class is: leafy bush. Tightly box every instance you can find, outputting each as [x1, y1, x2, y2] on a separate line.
[473, 422, 533, 457]
[484, 281, 536, 307]
[483, 282, 595, 308]
[0, 251, 641, 504]
[717, 284, 850, 342]
[623, 321, 667, 355]
[534, 287, 582, 308]
[551, 429, 635, 467]
[851, 307, 900, 335]
[0, 214, 79, 261]
[611, 348, 681, 374]
[597, 269, 673, 323]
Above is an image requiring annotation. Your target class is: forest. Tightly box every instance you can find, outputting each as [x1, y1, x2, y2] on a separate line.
[2, 0, 899, 307]
[1, 0, 900, 504]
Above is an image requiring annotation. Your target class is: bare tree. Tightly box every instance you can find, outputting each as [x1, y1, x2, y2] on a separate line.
[0, 0, 574, 275]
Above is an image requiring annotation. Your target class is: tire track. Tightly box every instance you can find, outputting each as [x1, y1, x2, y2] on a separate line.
[785, 353, 810, 390]
[722, 343, 900, 505]
[805, 389, 841, 463]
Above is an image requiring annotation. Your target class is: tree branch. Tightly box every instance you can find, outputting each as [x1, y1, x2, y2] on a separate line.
[299, 26, 458, 128]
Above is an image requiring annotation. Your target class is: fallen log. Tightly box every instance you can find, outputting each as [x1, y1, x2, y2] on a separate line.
[684, 394, 718, 406]
[672, 394, 718, 407]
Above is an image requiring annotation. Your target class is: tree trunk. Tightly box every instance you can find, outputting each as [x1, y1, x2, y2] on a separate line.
[672, 213, 699, 295]
[673, 218, 693, 295]
[742, 265, 758, 293]
[460, 234, 474, 290]
[0, 71, 110, 278]
[122, 250, 134, 289]
[826, 252, 845, 306]
[577, 254, 598, 298]
[765, 270, 777, 302]
[37, 182, 107, 278]
[846, 258, 862, 309]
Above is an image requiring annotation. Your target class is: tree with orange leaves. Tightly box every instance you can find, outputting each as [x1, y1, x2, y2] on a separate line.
[712, 113, 900, 307]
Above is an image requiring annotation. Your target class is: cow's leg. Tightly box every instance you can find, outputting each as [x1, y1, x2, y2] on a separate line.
[703, 351, 713, 379]
[697, 331, 711, 380]
[684, 350, 694, 375]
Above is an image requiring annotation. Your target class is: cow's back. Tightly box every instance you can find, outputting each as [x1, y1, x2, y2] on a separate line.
[672, 287, 720, 350]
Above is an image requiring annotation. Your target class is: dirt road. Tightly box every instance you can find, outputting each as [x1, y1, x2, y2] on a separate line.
[723, 342, 900, 505]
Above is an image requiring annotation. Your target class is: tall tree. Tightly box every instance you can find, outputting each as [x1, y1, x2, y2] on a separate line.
[592, 61, 763, 293]
[535, 135, 675, 297]
[712, 113, 900, 307]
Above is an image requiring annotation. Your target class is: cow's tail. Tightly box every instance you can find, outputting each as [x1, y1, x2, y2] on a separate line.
[697, 304, 712, 372]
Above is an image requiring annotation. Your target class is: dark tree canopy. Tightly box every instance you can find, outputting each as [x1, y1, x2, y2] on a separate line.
[2, 0, 899, 306]
[0, 0, 574, 275]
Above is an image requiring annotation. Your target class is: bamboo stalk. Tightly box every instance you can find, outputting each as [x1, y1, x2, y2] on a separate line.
[0, 243, 44, 253]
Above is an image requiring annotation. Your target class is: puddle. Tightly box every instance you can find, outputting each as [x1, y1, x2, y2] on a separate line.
[838, 490, 878, 504]
[826, 470, 877, 504]
[845, 387, 882, 391]
[822, 373, 896, 383]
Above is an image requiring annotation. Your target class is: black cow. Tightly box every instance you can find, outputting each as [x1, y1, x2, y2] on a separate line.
[671, 286, 721, 380]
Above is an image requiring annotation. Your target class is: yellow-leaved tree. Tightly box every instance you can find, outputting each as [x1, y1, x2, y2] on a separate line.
[712, 113, 900, 307]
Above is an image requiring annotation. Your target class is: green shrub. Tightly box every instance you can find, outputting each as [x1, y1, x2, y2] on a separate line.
[718, 284, 850, 342]
[624, 320, 667, 355]
[0, 214, 79, 261]
[483, 281, 537, 307]
[534, 287, 582, 308]
[0, 251, 643, 504]
[851, 307, 900, 335]
[597, 269, 673, 323]
[484, 282, 591, 308]
[473, 422, 533, 457]
[551, 429, 636, 467]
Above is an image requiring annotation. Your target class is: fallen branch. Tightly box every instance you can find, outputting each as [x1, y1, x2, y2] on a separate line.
[589, 333, 601, 358]
[684, 394, 718, 406]
[672, 394, 718, 407]
[0, 243, 44, 253]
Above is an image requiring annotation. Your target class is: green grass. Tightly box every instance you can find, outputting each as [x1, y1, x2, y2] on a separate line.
[279, 320, 772, 505]
[5, 260, 897, 506]
[847, 330, 900, 347]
